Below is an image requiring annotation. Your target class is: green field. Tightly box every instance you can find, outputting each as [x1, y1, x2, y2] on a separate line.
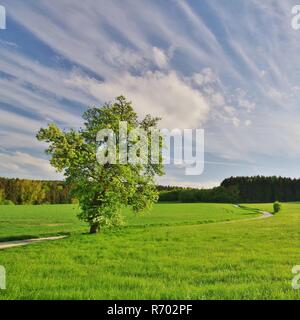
[0, 202, 300, 299]
[0, 203, 258, 241]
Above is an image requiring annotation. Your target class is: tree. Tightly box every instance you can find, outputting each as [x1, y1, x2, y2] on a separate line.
[0, 188, 4, 204]
[273, 201, 281, 214]
[15, 180, 46, 205]
[37, 96, 164, 233]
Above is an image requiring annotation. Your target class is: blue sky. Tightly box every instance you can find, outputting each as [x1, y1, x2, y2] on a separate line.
[0, 0, 300, 187]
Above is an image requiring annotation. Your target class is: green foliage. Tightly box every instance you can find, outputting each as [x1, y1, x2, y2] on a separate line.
[37, 96, 164, 232]
[0, 187, 15, 205]
[159, 186, 239, 203]
[71, 198, 79, 204]
[1, 200, 15, 205]
[0, 188, 4, 203]
[159, 190, 180, 202]
[15, 180, 45, 205]
[221, 175, 300, 203]
[0, 178, 72, 205]
[273, 201, 281, 213]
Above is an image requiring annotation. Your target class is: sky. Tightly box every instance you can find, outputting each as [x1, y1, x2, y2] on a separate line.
[0, 0, 300, 187]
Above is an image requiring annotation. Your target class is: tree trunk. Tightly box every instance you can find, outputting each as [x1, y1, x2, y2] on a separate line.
[90, 223, 100, 234]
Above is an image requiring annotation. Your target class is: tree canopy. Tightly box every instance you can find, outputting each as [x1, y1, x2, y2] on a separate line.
[37, 96, 164, 233]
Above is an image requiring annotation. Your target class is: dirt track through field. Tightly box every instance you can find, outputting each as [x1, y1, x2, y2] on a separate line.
[0, 236, 67, 250]
[212, 211, 273, 227]
[260, 211, 273, 218]
[229, 205, 273, 223]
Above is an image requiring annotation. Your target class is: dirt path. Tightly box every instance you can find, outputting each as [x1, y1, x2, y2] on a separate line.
[0, 236, 67, 250]
[260, 211, 273, 219]
[215, 209, 273, 226]
[234, 204, 273, 221]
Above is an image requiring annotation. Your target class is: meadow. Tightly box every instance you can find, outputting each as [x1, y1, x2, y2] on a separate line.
[0, 202, 300, 299]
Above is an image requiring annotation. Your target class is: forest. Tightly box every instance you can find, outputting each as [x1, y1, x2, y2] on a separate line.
[221, 176, 300, 203]
[0, 176, 299, 205]
[0, 178, 73, 205]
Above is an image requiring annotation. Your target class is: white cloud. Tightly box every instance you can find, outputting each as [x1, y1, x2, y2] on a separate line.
[232, 117, 240, 127]
[152, 47, 168, 69]
[245, 120, 252, 127]
[0, 47, 96, 107]
[67, 70, 210, 128]
[267, 88, 284, 100]
[238, 98, 256, 113]
[157, 177, 220, 189]
[0, 151, 59, 180]
[224, 106, 236, 115]
[0, 78, 82, 126]
[192, 68, 219, 87]
[210, 92, 225, 107]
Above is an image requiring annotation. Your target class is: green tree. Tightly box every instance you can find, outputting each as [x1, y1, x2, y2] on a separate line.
[273, 201, 281, 214]
[0, 188, 4, 204]
[16, 180, 45, 205]
[37, 96, 164, 233]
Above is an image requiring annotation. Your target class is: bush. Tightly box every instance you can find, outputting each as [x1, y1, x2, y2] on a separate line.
[1, 200, 15, 205]
[273, 201, 281, 213]
[71, 198, 79, 204]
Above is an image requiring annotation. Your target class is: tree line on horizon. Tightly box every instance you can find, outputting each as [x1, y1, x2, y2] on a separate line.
[159, 185, 239, 203]
[0, 175, 299, 205]
[0, 178, 73, 205]
[0, 177, 182, 205]
[160, 176, 300, 203]
[221, 176, 300, 203]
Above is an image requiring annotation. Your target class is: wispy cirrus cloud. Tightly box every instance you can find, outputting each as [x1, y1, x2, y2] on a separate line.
[0, 151, 59, 179]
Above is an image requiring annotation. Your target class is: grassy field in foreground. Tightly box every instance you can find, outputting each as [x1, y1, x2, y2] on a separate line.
[0, 202, 300, 299]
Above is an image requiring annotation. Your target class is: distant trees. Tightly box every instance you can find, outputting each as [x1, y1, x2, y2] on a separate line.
[159, 186, 239, 203]
[0, 178, 72, 205]
[0, 185, 15, 205]
[15, 179, 45, 205]
[1, 175, 300, 206]
[221, 176, 300, 203]
[0, 188, 4, 203]
[160, 176, 300, 204]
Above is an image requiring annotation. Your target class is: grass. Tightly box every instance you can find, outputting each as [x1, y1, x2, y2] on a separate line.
[0, 202, 300, 299]
[0, 203, 256, 241]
